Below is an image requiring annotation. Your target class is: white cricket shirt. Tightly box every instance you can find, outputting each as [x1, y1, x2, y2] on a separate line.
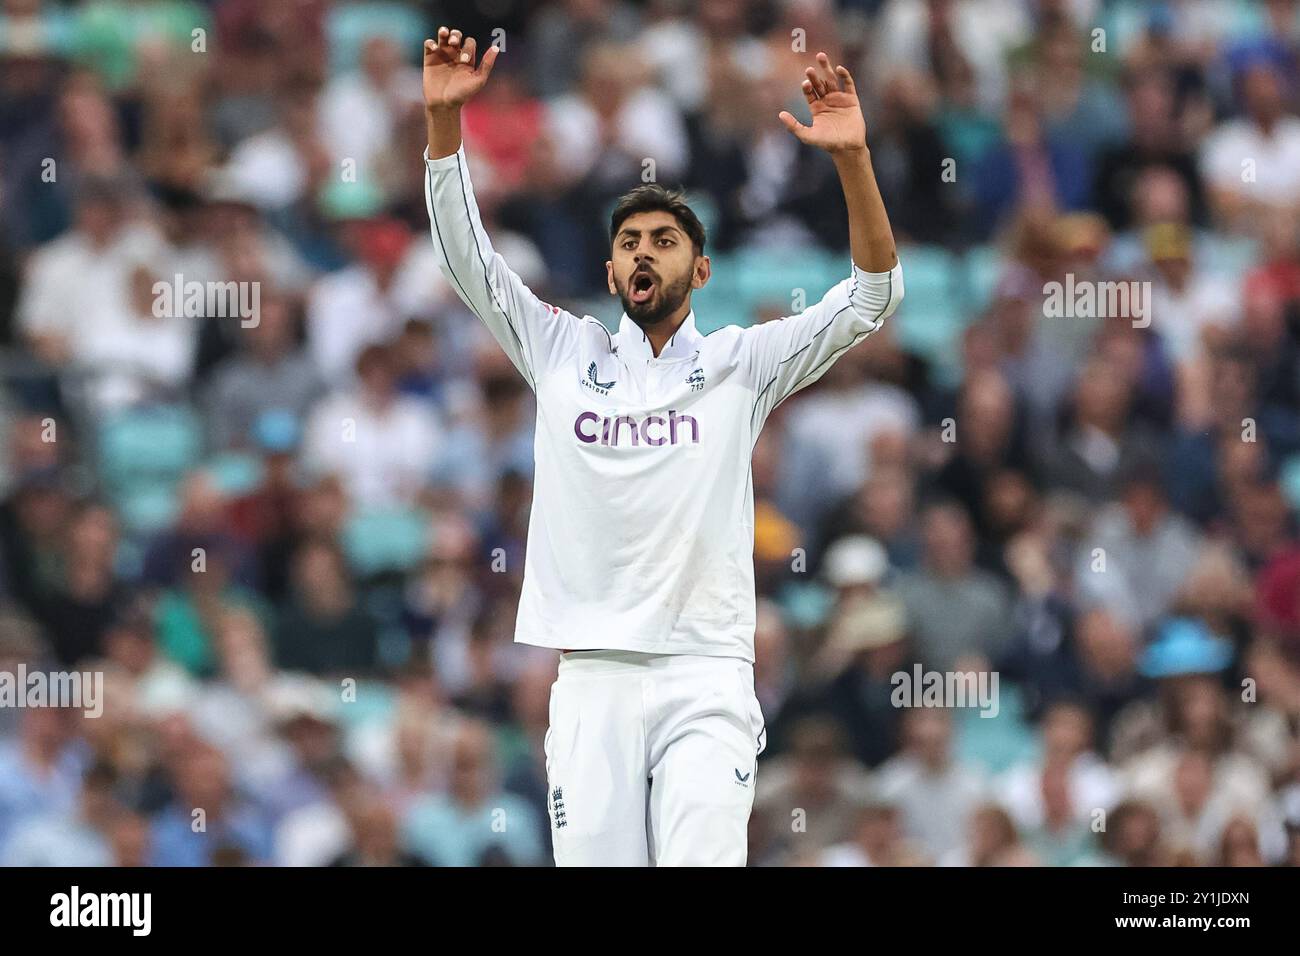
[425, 145, 904, 661]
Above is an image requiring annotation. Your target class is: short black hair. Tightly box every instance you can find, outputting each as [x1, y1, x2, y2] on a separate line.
[610, 184, 706, 255]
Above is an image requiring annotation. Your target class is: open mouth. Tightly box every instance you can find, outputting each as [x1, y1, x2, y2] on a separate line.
[630, 271, 657, 305]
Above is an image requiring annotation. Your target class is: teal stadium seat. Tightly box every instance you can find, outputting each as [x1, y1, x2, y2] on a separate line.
[693, 248, 846, 333]
[342, 506, 431, 577]
[326, 1, 427, 74]
[961, 243, 1005, 316]
[201, 452, 265, 498]
[1281, 454, 1300, 515]
[97, 405, 203, 535]
[1200, 234, 1259, 279]
[889, 244, 968, 385]
[953, 681, 1038, 775]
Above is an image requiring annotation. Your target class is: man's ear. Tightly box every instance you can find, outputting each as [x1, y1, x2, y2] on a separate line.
[606, 261, 617, 295]
[692, 255, 711, 290]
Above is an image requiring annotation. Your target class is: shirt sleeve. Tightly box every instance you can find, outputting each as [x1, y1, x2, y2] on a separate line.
[423, 144, 581, 390]
[742, 259, 904, 431]
[15, 244, 73, 338]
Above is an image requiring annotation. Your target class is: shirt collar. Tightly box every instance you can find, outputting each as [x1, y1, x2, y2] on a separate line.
[616, 310, 703, 362]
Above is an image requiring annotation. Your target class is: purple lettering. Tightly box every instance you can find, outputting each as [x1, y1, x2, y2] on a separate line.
[669, 410, 699, 444]
[575, 411, 700, 447]
[611, 415, 639, 447]
[643, 415, 666, 446]
[574, 411, 599, 443]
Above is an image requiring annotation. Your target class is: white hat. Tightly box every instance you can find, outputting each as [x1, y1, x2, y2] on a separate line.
[827, 593, 908, 653]
[264, 675, 339, 726]
[823, 535, 889, 588]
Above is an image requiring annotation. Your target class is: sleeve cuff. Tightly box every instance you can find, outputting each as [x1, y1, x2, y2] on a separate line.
[424, 144, 464, 170]
[851, 258, 902, 282]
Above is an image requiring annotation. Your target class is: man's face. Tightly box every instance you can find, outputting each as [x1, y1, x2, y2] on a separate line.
[922, 506, 971, 575]
[1243, 64, 1283, 124]
[77, 197, 120, 245]
[607, 210, 708, 327]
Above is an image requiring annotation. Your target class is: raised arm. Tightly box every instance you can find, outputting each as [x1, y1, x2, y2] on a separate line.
[422, 26, 579, 391]
[780, 54, 898, 273]
[745, 53, 904, 431]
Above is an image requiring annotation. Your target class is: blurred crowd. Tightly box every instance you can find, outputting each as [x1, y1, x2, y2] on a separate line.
[2, 0, 1300, 867]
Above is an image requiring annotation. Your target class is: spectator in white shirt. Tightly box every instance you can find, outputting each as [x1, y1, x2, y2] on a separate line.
[544, 42, 689, 188]
[318, 35, 423, 191]
[306, 217, 446, 381]
[875, 708, 988, 861]
[874, 0, 1032, 112]
[778, 345, 920, 535]
[1201, 62, 1300, 230]
[1145, 221, 1242, 365]
[16, 179, 196, 410]
[302, 343, 443, 511]
[995, 700, 1120, 832]
[221, 80, 332, 212]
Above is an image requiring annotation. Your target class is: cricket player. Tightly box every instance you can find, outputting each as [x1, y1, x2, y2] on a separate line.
[423, 26, 902, 866]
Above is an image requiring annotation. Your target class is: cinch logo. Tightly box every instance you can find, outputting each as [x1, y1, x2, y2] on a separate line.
[574, 410, 700, 446]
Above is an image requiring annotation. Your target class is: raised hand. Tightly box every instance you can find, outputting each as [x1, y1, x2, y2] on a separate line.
[424, 25, 498, 112]
[778, 53, 867, 154]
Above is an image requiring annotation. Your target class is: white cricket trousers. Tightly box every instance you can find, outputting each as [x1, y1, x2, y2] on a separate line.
[544, 649, 767, 866]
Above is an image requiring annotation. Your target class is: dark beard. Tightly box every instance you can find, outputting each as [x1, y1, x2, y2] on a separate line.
[619, 271, 693, 327]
